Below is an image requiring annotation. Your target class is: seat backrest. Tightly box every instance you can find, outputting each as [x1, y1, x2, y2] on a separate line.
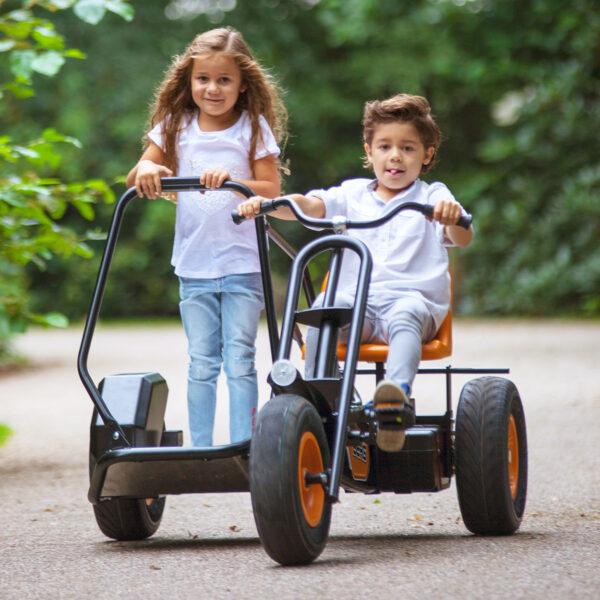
[421, 303, 452, 361]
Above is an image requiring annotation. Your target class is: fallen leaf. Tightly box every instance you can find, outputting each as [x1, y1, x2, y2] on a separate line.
[229, 525, 241, 532]
[413, 514, 423, 521]
[372, 499, 381, 505]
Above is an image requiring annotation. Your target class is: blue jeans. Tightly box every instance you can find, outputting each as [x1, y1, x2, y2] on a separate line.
[179, 273, 264, 446]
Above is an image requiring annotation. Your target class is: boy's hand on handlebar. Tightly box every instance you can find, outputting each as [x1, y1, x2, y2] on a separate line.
[135, 160, 173, 199]
[237, 196, 266, 220]
[200, 169, 230, 190]
[432, 198, 464, 226]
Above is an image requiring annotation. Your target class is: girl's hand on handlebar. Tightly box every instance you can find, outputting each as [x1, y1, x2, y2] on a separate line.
[432, 198, 464, 226]
[135, 160, 173, 199]
[237, 196, 266, 220]
[200, 169, 230, 190]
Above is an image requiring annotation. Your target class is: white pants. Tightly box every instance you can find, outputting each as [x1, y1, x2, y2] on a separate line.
[304, 292, 437, 390]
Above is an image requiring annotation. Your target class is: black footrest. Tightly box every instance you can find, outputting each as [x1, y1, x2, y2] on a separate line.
[295, 307, 353, 328]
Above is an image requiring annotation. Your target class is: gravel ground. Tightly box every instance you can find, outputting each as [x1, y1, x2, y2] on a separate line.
[0, 320, 599, 599]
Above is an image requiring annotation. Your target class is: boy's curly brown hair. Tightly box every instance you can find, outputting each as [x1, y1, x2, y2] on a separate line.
[362, 94, 441, 173]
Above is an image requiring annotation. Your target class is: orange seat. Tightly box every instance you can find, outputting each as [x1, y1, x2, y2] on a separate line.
[311, 271, 453, 363]
[335, 307, 452, 362]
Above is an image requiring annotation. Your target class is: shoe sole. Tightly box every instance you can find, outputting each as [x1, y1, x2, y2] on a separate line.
[374, 382, 407, 453]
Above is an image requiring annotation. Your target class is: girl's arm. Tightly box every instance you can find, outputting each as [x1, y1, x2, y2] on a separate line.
[237, 193, 326, 221]
[241, 154, 281, 198]
[200, 155, 281, 198]
[126, 142, 173, 199]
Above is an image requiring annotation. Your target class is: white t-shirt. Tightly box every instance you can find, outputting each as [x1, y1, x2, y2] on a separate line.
[148, 111, 280, 278]
[307, 178, 464, 329]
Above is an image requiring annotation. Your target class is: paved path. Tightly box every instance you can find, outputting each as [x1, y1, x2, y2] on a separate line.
[0, 321, 599, 599]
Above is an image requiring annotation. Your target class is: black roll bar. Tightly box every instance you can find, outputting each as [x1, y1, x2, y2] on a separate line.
[77, 178, 309, 447]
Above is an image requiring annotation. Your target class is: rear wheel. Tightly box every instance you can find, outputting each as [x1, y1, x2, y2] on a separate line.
[455, 377, 527, 535]
[250, 395, 331, 565]
[92, 496, 165, 541]
[89, 442, 166, 541]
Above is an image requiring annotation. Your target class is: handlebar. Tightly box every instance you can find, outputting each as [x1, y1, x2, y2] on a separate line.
[159, 177, 255, 198]
[231, 196, 473, 230]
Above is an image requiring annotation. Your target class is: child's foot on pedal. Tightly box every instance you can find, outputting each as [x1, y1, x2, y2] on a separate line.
[374, 380, 413, 452]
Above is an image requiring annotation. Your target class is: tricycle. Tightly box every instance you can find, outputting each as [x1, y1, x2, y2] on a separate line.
[79, 178, 527, 565]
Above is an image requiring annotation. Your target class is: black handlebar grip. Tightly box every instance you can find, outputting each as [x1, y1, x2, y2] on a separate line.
[231, 199, 275, 224]
[457, 213, 473, 229]
[231, 210, 245, 225]
[421, 204, 472, 229]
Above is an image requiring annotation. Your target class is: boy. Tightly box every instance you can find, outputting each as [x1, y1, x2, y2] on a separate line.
[237, 93, 473, 451]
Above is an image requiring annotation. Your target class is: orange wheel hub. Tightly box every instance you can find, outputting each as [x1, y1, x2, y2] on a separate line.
[298, 431, 325, 527]
[507, 414, 519, 500]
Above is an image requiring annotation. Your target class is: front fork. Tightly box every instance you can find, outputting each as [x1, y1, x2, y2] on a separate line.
[270, 234, 372, 503]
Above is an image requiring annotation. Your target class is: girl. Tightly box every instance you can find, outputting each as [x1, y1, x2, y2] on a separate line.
[126, 27, 287, 447]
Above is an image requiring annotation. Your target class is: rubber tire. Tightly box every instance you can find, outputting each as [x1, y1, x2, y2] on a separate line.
[92, 497, 165, 541]
[250, 395, 332, 565]
[455, 376, 528, 535]
[89, 449, 165, 541]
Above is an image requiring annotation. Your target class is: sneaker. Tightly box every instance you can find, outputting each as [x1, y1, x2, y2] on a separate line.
[373, 380, 414, 452]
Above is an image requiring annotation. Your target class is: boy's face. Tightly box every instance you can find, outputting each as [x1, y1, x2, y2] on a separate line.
[365, 121, 434, 200]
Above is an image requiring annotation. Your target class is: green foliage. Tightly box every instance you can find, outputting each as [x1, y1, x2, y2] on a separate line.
[5, 0, 600, 320]
[0, 422, 13, 447]
[309, 0, 600, 315]
[0, 0, 133, 360]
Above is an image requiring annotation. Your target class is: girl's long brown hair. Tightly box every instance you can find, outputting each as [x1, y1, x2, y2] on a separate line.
[146, 27, 288, 175]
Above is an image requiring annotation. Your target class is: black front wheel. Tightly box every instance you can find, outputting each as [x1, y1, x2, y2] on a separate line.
[250, 394, 332, 565]
[455, 376, 527, 535]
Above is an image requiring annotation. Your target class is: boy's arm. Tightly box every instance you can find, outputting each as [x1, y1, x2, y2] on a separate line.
[445, 222, 473, 247]
[432, 198, 474, 247]
[446, 225, 474, 248]
[237, 193, 326, 221]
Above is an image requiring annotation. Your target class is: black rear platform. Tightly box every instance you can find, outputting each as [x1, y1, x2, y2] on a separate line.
[89, 441, 250, 503]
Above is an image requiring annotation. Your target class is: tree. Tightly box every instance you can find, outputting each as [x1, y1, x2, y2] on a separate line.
[0, 0, 134, 361]
[314, 0, 600, 315]
[7, 0, 599, 320]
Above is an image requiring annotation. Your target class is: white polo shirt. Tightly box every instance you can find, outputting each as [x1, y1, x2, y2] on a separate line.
[148, 111, 280, 278]
[307, 178, 463, 329]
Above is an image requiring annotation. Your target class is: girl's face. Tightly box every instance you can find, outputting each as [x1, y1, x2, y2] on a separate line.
[364, 121, 434, 201]
[190, 53, 245, 129]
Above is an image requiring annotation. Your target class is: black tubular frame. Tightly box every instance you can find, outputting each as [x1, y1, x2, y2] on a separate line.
[243, 196, 476, 502]
[276, 234, 372, 502]
[77, 177, 310, 447]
